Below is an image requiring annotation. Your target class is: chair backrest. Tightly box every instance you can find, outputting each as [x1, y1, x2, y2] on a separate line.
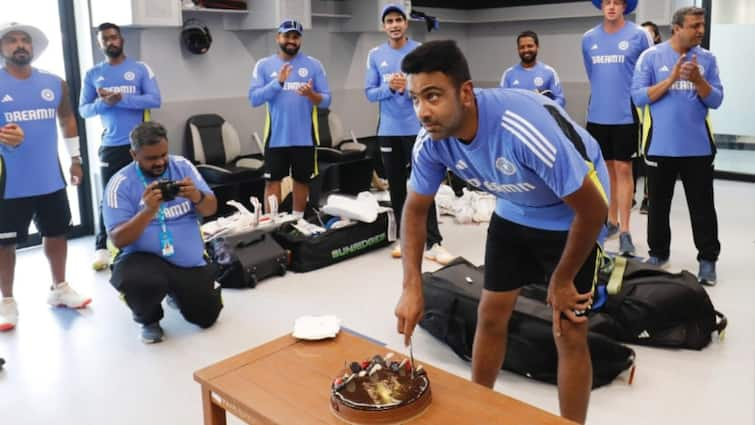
[315, 108, 348, 148]
[185, 113, 241, 165]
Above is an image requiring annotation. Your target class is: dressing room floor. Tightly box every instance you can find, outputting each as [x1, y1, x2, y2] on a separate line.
[1, 179, 753, 425]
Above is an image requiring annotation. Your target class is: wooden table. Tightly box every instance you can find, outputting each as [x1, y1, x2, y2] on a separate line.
[194, 330, 575, 425]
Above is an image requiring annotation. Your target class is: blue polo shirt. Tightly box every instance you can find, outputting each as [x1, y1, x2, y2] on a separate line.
[103, 155, 212, 267]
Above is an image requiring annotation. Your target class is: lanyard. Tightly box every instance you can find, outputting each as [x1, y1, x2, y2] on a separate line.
[135, 164, 174, 257]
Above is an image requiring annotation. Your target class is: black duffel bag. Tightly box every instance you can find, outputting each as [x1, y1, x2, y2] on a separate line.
[207, 229, 288, 288]
[419, 257, 635, 388]
[602, 256, 727, 350]
[273, 211, 392, 272]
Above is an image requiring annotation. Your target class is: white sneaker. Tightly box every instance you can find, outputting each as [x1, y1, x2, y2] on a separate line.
[92, 249, 110, 271]
[391, 242, 401, 259]
[47, 282, 92, 309]
[0, 299, 18, 332]
[424, 244, 455, 265]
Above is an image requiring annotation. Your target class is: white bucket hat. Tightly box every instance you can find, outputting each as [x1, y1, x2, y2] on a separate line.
[0, 22, 48, 61]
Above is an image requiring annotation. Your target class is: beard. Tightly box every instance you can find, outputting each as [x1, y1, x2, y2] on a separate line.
[104, 45, 123, 59]
[4, 49, 32, 66]
[278, 41, 300, 56]
[519, 51, 537, 65]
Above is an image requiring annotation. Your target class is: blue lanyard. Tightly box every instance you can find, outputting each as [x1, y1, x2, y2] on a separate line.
[135, 164, 174, 257]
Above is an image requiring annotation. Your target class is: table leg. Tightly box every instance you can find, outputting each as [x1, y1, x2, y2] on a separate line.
[202, 387, 227, 425]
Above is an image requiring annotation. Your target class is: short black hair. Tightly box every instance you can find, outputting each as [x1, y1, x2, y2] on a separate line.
[130, 122, 168, 151]
[401, 40, 471, 89]
[517, 30, 539, 47]
[97, 22, 121, 34]
[672, 7, 705, 28]
[641, 21, 661, 42]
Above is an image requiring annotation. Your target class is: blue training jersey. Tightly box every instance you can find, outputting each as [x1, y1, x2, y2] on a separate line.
[0, 68, 64, 199]
[365, 40, 422, 136]
[103, 155, 212, 268]
[582, 21, 652, 124]
[248, 53, 331, 148]
[500, 62, 566, 107]
[79, 58, 161, 147]
[632, 42, 723, 157]
[409, 88, 610, 232]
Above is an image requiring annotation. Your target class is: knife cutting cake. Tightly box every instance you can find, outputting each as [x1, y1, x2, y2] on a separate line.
[330, 353, 432, 424]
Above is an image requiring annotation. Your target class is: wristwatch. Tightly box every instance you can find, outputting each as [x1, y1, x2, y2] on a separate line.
[192, 191, 206, 205]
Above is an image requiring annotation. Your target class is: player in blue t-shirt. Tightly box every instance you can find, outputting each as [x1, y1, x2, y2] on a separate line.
[0, 23, 91, 332]
[631, 7, 723, 285]
[79, 22, 162, 272]
[364, 3, 453, 264]
[582, 0, 651, 256]
[103, 122, 222, 343]
[394, 41, 609, 425]
[249, 19, 331, 217]
[500, 30, 566, 107]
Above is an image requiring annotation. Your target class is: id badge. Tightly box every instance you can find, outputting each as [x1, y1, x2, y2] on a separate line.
[160, 231, 175, 257]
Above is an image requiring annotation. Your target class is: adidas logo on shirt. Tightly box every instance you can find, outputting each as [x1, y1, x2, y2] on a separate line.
[638, 330, 651, 339]
[1, 94, 13, 103]
[591, 44, 599, 50]
[659, 65, 670, 72]
[513, 80, 520, 86]
[380, 61, 388, 68]
[95, 76, 105, 82]
[270, 71, 278, 78]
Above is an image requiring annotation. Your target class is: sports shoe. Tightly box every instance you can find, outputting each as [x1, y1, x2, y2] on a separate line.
[639, 198, 649, 215]
[698, 260, 717, 286]
[92, 249, 111, 271]
[165, 294, 179, 310]
[0, 299, 18, 332]
[619, 232, 635, 257]
[645, 256, 670, 269]
[47, 282, 92, 309]
[391, 242, 401, 258]
[141, 322, 164, 344]
[606, 222, 619, 239]
[424, 244, 455, 265]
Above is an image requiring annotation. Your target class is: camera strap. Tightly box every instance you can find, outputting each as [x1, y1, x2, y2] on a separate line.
[135, 165, 175, 258]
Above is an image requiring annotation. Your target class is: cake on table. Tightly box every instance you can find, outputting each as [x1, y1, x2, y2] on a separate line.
[330, 353, 432, 424]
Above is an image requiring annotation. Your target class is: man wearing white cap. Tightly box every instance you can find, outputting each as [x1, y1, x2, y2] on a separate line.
[582, 0, 652, 257]
[0, 22, 91, 332]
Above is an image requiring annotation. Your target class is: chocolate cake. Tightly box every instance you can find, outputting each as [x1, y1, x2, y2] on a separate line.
[330, 353, 432, 424]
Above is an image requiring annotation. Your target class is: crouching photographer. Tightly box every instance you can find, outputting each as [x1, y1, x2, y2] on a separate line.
[103, 121, 222, 344]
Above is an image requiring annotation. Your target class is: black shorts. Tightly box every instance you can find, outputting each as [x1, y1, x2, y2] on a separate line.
[484, 214, 601, 294]
[0, 189, 72, 245]
[263, 145, 317, 182]
[586, 122, 639, 162]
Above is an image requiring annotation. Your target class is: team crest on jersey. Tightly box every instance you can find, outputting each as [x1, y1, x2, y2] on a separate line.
[41, 89, 55, 102]
[298, 67, 309, 78]
[618, 41, 629, 51]
[533, 77, 544, 87]
[124, 71, 136, 81]
[456, 160, 468, 171]
[495, 157, 517, 175]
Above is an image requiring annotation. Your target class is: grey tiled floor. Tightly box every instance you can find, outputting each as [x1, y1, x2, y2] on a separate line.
[1, 179, 753, 425]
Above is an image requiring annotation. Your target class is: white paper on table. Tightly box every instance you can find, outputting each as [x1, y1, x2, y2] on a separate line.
[292, 315, 341, 340]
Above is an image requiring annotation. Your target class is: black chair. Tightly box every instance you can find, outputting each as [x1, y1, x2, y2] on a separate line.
[315, 108, 366, 162]
[184, 114, 265, 216]
[185, 113, 264, 184]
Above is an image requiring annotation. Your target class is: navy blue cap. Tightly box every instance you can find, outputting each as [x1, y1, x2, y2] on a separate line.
[591, 0, 638, 15]
[381, 3, 407, 21]
[278, 19, 303, 34]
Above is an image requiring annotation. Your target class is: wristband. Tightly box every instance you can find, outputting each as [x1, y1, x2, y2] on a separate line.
[192, 191, 206, 206]
[64, 136, 80, 157]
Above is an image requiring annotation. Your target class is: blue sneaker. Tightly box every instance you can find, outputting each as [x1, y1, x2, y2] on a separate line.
[141, 322, 164, 344]
[619, 233, 635, 257]
[645, 256, 669, 269]
[606, 222, 619, 239]
[698, 260, 717, 286]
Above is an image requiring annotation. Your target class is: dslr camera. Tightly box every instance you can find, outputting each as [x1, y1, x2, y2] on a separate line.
[156, 180, 182, 202]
